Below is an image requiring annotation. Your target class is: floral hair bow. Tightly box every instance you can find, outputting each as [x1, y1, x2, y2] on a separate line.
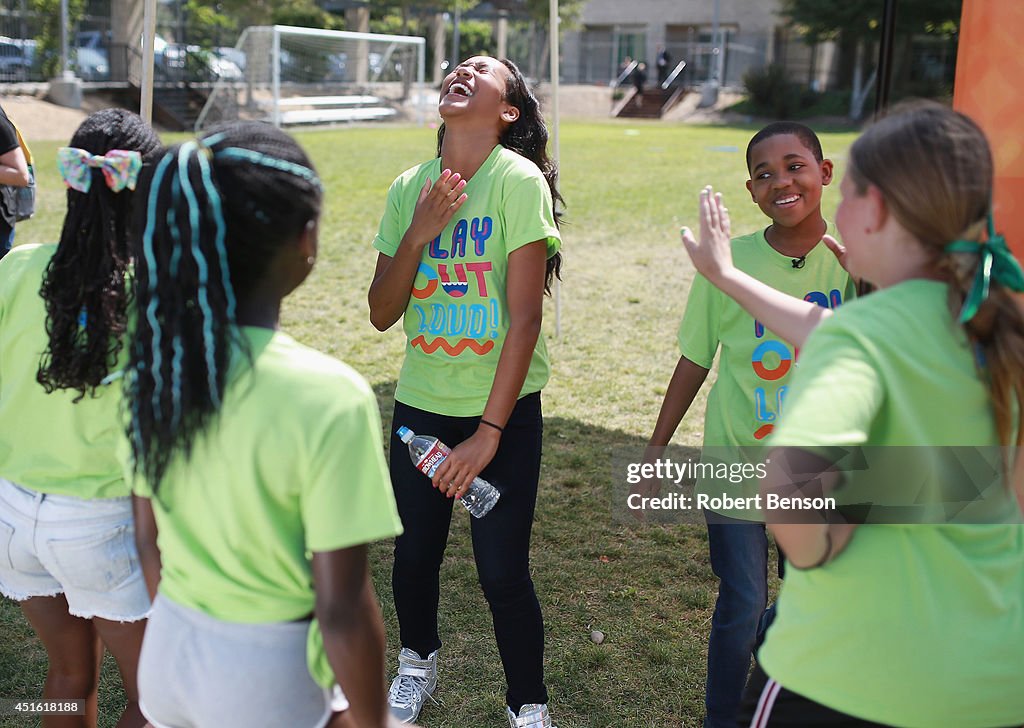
[57, 147, 143, 194]
[945, 213, 1024, 323]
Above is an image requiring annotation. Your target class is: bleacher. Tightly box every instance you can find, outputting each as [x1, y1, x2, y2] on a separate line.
[274, 94, 397, 125]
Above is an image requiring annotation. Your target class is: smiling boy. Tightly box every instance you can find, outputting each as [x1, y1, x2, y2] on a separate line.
[647, 122, 856, 727]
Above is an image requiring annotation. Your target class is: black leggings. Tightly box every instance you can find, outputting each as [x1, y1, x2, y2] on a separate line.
[739, 664, 893, 727]
[389, 392, 548, 713]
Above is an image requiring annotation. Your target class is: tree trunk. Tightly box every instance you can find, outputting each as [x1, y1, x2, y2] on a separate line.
[849, 38, 877, 120]
[538, 26, 549, 82]
[836, 30, 858, 89]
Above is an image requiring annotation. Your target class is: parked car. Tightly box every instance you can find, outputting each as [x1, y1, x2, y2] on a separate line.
[73, 46, 109, 81]
[0, 38, 35, 81]
[160, 41, 241, 81]
[214, 46, 246, 73]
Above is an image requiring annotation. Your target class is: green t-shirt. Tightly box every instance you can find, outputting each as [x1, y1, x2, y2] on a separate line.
[131, 327, 402, 625]
[677, 228, 855, 512]
[0, 244, 128, 499]
[760, 280, 1024, 727]
[373, 144, 561, 416]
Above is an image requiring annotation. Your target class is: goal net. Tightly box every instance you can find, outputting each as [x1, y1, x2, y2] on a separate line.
[196, 25, 427, 132]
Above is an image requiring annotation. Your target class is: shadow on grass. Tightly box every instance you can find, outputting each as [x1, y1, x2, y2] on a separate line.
[371, 381, 719, 728]
[0, 384, 721, 728]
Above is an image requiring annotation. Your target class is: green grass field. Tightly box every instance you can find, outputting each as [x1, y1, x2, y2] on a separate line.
[0, 120, 857, 727]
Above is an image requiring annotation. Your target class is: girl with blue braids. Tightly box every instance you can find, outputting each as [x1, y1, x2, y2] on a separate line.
[680, 102, 1024, 726]
[124, 122, 404, 728]
[0, 109, 160, 728]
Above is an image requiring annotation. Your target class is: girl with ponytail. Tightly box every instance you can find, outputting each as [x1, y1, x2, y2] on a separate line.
[0, 109, 160, 728]
[368, 57, 562, 727]
[679, 101, 1024, 726]
[125, 122, 403, 728]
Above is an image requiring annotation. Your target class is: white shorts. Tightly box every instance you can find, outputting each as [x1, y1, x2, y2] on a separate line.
[0, 477, 150, 621]
[139, 595, 349, 728]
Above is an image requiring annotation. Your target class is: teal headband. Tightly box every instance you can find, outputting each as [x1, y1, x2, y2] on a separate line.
[945, 213, 1024, 324]
[197, 132, 323, 192]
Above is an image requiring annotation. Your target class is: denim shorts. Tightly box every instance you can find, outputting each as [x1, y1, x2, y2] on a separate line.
[0, 477, 150, 621]
[139, 595, 347, 728]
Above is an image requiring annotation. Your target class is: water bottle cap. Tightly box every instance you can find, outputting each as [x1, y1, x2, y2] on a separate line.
[396, 426, 414, 443]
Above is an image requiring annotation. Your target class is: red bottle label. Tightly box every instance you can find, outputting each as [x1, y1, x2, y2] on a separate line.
[415, 441, 450, 478]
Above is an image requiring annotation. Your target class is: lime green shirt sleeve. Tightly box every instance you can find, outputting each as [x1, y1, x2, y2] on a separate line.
[769, 316, 883, 448]
[372, 177, 404, 257]
[677, 272, 721, 369]
[502, 174, 560, 257]
[302, 379, 402, 553]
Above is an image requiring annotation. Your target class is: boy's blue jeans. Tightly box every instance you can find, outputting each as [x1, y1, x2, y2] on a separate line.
[703, 512, 775, 728]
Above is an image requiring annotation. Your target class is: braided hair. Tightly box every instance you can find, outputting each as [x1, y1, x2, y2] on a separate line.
[126, 121, 322, 492]
[436, 58, 564, 293]
[36, 109, 161, 399]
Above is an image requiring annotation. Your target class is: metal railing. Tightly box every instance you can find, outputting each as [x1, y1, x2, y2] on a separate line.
[661, 60, 686, 89]
[610, 59, 638, 89]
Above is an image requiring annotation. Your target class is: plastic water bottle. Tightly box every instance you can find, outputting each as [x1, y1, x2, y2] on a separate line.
[397, 426, 501, 518]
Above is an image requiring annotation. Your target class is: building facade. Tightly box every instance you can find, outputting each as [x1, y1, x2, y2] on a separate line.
[561, 0, 823, 88]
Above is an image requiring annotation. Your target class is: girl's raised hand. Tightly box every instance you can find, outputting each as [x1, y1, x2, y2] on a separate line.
[406, 169, 468, 247]
[680, 185, 735, 284]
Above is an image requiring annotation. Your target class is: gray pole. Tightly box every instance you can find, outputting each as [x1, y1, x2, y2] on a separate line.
[698, 0, 721, 107]
[60, 0, 69, 75]
[709, 0, 720, 82]
[451, 0, 461, 66]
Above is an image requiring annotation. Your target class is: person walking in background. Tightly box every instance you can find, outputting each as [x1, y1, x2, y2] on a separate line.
[0, 103, 30, 259]
[125, 122, 404, 728]
[656, 45, 672, 86]
[681, 101, 1024, 728]
[617, 56, 633, 82]
[368, 55, 562, 728]
[0, 108, 161, 728]
[633, 62, 648, 106]
[645, 122, 855, 727]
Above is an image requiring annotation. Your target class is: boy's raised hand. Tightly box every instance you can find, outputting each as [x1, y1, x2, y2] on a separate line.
[822, 234, 850, 272]
[680, 185, 735, 284]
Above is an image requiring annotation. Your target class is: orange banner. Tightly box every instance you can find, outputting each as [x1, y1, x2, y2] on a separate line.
[953, 0, 1024, 257]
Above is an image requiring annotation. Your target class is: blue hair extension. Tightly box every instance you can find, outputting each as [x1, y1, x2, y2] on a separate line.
[139, 151, 174, 436]
[197, 147, 236, 322]
[201, 131, 227, 147]
[177, 141, 222, 408]
[215, 147, 323, 191]
[167, 173, 184, 428]
[168, 175, 182, 277]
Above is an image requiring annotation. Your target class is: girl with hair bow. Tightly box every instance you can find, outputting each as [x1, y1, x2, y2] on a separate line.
[0, 109, 161, 728]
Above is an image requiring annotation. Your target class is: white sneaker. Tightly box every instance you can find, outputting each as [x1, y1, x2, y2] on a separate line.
[506, 703, 555, 728]
[387, 648, 438, 724]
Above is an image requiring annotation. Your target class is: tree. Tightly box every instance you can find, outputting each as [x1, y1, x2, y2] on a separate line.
[270, 0, 344, 31]
[184, 1, 237, 48]
[781, 0, 961, 118]
[32, 0, 86, 78]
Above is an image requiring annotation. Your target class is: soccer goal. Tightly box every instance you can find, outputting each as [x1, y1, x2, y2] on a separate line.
[195, 25, 428, 132]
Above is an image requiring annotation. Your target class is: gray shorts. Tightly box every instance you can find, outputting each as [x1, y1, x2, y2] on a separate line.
[139, 595, 347, 728]
[0, 477, 149, 621]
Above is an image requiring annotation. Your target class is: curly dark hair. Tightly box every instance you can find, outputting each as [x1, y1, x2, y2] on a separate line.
[36, 109, 162, 399]
[126, 121, 322, 492]
[436, 57, 564, 293]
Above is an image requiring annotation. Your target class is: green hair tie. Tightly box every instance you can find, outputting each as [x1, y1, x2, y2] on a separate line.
[945, 213, 1024, 323]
